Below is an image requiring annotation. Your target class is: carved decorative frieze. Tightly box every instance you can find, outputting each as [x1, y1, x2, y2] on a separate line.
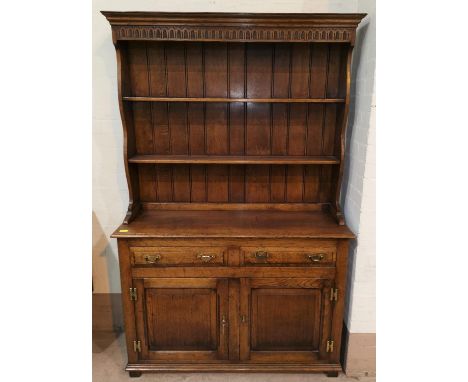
[112, 25, 355, 43]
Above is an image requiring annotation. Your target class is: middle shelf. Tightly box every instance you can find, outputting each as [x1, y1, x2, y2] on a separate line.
[128, 155, 340, 165]
[123, 96, 346, 103]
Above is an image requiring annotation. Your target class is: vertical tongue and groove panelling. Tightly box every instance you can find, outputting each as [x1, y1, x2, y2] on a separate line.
[124, 41, 347, 203]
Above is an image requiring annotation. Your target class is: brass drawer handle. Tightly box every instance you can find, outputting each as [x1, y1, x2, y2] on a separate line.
[197, 254, 216, 262]
[144, 254, 161, 263]
[306, 253, 325, 262]
[254, 251, 269, 260]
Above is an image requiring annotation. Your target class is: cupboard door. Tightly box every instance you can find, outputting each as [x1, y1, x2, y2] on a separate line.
[133, 278, 229, 361]
[240, 278, 333, 363]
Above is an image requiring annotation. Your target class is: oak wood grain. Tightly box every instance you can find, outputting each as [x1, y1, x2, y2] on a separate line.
[111, 209, 354, 239]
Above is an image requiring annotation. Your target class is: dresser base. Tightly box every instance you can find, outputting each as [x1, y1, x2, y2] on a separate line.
[126, 363, 342, 376]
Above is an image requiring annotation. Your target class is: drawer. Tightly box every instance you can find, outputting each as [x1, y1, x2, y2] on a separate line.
[130, 246, 226, 267]
[241, 246, 336, 266]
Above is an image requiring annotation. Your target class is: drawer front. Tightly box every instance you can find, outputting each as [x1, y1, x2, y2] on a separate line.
[130, 246, 226, 267]
[241, 246, 336, 266]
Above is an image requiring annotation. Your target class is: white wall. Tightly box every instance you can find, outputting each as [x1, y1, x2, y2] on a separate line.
[93, 1, 375, 335]
[343, 0, 376, 333]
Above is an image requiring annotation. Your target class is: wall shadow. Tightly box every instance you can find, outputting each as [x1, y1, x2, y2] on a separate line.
[92, 211, 123, 352]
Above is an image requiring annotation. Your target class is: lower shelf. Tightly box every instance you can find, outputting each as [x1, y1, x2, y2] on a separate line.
[128, 154, 340, 165]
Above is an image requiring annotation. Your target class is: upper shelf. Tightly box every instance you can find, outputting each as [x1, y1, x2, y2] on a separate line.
[123, 97, 345, 103]
[128, 155, 340, 165]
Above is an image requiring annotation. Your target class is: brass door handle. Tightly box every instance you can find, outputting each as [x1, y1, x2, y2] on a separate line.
[240, 314, 248, 324]
[254, 251, 269, 260]
[221, 315, 228, 335]
[144, 254, 161, 263]
[306, 253, 325, 262]
[197, 254, 216, 262]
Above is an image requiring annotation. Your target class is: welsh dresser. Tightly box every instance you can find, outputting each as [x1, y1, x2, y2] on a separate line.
[102, 11, 365, 378]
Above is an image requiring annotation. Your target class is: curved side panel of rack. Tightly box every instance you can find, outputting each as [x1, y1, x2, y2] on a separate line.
[331, 46, 354, 225]
[114, 41, 141, 224]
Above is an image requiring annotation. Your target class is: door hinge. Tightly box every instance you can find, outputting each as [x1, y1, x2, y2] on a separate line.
[330, 288, 338, 302]
[326, 340, 334, 353]
[133, 340, 141, 353]
[129, 287, 137, 301]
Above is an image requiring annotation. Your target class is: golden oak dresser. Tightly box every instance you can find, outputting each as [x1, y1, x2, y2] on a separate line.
[102, 11, 365, 378]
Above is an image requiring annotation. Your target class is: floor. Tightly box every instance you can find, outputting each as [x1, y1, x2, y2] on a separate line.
[93, 331, 376, 382]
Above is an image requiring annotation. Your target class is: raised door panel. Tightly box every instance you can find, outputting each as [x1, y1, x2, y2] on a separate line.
[134, 278, 228, 362]
[240, 278, 332, 363]
[252, 289, 320, 350]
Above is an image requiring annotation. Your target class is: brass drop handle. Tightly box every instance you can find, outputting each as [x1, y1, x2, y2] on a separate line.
[240, 314, 248, 324]
[254, 251, 269, 260]
[144, 254, 161, 263]
[307, 253, 325, 262]
[197, 254, 216, 262]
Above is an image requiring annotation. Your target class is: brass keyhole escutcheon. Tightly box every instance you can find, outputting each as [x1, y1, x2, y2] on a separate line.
[144, 254, 161, 263]
[254, 250, 269, 260]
